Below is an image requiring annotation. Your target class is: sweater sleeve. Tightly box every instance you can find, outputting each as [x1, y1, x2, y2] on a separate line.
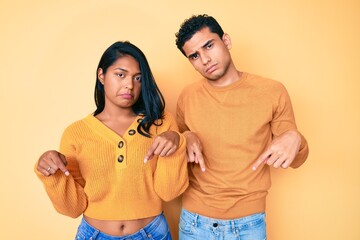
[271, 83, 309, 168]
[153, 112, 189, 201]
[176, 91, 190, 133]
[34, 126, 87, 218]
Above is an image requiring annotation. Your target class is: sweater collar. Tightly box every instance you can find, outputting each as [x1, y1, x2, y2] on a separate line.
[203, 72, 248, 92]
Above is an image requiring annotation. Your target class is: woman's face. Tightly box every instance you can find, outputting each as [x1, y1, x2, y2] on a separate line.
[98, 54, 142, 110]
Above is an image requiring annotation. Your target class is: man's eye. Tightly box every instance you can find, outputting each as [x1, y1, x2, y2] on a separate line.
[207, 43, 213, 49]
[190, 54, 199, 60]
[116, 73, 124, 77]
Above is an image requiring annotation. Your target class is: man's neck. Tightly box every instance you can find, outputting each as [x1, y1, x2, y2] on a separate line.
[207, 66, 242, 87]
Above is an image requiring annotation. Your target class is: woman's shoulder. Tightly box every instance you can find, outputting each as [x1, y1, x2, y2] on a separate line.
[150, 110, 177, 132]
[63, 114, 93, 133]
[152, 110, 174, 125]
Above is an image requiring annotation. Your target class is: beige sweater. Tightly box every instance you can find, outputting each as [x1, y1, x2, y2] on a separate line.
[177, 72, 308, 219]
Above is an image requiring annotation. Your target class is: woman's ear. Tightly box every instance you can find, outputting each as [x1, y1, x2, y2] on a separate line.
[97, 68, 105, 84]
[222, 33, 232, 50]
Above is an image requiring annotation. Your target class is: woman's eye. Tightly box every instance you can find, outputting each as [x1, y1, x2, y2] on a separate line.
[135, 75, 142, 82]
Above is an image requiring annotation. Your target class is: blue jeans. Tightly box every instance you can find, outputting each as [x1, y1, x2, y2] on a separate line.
[179, 208, 266, 240]
[75, 213, 172, 240]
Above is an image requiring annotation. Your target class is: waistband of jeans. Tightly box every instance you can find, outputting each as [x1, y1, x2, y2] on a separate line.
[81, 212, 164, 239]
[181, 208, 265, 226]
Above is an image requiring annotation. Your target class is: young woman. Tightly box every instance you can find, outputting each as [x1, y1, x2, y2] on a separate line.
[35, 41, 188, 240]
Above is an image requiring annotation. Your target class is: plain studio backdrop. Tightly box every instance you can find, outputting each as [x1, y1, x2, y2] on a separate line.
[0, 0, 359, 239]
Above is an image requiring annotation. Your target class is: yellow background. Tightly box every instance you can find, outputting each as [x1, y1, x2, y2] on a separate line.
[1, 0, 359, 239]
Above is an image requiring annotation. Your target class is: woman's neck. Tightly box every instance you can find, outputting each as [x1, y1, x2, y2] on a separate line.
[95, 107, 137, 136]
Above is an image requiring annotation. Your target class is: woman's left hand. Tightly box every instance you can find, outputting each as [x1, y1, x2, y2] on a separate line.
[144, 131, 180, 163]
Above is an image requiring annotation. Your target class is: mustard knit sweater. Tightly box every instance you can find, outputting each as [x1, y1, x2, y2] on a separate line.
[177, 72, 309, 219]
[35, 112, 189, 220]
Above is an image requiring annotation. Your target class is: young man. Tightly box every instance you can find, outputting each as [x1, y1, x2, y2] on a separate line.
[175, 14, 309, 239]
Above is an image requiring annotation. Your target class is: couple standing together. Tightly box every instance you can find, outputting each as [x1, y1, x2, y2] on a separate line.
[35, 14, 309, 240]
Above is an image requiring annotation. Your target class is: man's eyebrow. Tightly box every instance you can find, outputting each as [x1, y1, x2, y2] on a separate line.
[187, 39, 214, 59]
[203, 39, 214, 48]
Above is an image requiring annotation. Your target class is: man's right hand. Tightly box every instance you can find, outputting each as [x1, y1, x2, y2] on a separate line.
[183, 131, 206, 172]
[36, 150, 69, 177]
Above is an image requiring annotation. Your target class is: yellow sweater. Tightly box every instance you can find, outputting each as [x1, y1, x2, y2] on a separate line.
[35, 112, 188, 220]
[177, 72, 309, 219]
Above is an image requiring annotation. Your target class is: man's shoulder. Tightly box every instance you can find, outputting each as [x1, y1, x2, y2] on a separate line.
[246, 73, 286, 91]
[246, 72, 281, 84]
[179, 80, 204, 96]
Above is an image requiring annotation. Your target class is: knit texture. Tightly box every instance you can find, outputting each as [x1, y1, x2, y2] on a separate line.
[35, 112, 189, 220]
[177, 72, 309, 219]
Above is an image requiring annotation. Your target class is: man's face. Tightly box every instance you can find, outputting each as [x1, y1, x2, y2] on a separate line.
[182, 27, 232, 82]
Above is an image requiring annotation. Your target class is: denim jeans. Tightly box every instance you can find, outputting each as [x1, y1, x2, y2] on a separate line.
[75, 213, 172, 240]
[179, 208, 266, 240]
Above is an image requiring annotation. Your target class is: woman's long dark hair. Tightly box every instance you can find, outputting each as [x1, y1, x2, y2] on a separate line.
[94, 41, 165, 137]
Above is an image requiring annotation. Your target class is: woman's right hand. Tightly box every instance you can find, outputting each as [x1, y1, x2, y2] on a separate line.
[36, 150, 69, 177]
[144, 131, 180, 163]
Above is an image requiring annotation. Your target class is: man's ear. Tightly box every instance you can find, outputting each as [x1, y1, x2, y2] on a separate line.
[97, 68, 104, 84]
[222, 33, 232, 50]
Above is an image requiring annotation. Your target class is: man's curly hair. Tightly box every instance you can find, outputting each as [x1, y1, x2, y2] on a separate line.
[175, 14, 224, 56]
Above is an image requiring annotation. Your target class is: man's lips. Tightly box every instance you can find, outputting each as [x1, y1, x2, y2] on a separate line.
[206, 64, 217, 73]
